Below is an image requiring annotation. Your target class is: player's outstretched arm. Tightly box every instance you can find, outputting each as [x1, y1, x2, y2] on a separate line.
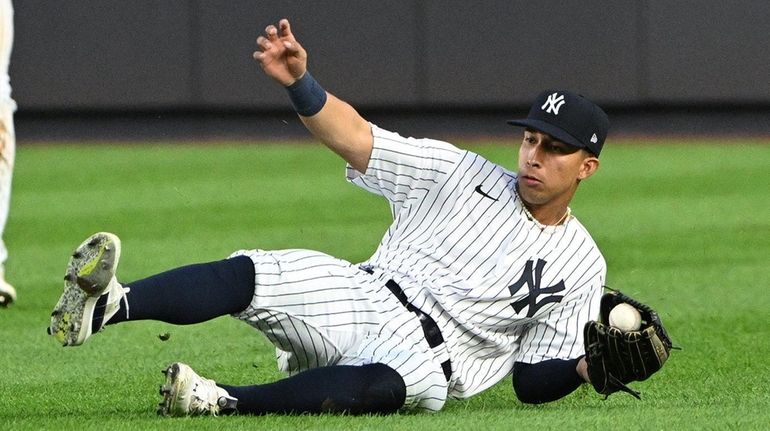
[254, 19, 373, 173]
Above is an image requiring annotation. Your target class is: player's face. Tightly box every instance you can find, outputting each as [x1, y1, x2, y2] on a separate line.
[517, 129, 599, 209]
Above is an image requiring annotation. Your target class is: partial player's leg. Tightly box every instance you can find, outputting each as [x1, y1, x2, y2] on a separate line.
[157, 362, 406, 416]
[0, 0, 16, 308]
[228, 248, 387, 373]
[221, 334, 448, 414]
[337, 332, 449, 412]
[48, 232, 256, 346]
[147, 248, 413, 416]
[191, 249, 449, 415]
[155, 330, 446, 416]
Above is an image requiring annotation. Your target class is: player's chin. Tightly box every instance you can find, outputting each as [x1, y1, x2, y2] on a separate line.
[517, 183, 548, 205]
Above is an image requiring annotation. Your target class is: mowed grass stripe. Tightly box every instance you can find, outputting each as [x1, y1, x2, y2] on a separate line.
[0, 139, 767, 430]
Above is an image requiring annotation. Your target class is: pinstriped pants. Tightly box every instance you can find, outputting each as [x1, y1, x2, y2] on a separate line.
[229, 248, 448, 412]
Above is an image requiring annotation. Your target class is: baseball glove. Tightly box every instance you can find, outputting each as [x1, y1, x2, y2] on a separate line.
[583, 289, 675, 399]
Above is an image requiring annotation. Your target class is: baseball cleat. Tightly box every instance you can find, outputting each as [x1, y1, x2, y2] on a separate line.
[49, 232, 127, 346]
[0, 270, 15, 307]
[157, 362, 238, 417]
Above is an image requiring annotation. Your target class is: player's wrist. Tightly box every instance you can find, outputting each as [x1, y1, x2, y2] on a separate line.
[285, 71, 327, 117]
[576, 356, 590, 383]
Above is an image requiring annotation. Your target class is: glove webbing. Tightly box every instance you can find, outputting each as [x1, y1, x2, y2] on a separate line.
[605, 374, 641, 400]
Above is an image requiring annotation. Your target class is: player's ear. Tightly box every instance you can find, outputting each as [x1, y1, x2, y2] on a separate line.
[577, 152, 600, 181]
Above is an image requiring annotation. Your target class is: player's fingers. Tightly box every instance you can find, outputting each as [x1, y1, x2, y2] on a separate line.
[283, 40, 307, 62]
[279, 19, 297, 41]
[256, 35, 273, 52]
[252, 50, 271, 67]
[265, 25, 279, 41]
[283, 40, 298, 54]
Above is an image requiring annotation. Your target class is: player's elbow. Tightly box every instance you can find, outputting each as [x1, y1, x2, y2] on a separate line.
[512, 377, 550, 404]
[512, 360, 584, 404]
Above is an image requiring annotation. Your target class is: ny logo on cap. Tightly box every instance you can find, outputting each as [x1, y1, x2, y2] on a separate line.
[541, 92, 566, 115]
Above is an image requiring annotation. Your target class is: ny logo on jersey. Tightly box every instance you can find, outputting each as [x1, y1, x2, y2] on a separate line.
[508, 259, 566, 317]
[541, 92, 566, 115]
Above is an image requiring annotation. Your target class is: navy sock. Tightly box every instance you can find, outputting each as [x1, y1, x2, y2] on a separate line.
[108, 255, 255, 325]
[219, 363, 406, 415]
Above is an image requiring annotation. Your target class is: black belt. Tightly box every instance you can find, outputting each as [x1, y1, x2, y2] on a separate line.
[363, 267, 452, 381]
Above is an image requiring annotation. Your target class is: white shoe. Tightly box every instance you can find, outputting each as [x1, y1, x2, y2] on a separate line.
[0, 276, 15, 307]
[157, 362, 238, 417]
[49, 232, 128, 346]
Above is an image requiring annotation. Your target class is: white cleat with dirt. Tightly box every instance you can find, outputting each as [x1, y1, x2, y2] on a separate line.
[157, 362, 238, 417]
[48, 232, 128, 346]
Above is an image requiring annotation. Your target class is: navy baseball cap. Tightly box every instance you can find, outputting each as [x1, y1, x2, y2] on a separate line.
[507, 90, 610, 156]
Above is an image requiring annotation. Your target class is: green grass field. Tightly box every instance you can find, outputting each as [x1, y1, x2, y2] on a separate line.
[1, 138, 768, 430]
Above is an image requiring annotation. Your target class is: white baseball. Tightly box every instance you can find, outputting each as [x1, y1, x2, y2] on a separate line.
[608, 303, 642, 331]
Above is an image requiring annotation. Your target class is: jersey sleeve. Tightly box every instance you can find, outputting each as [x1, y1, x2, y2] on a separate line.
[347, 124, 465, 214]
[514, 268, 604, 364]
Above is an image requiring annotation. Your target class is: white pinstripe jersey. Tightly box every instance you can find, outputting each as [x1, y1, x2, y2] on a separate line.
[347, 125, 605, 399]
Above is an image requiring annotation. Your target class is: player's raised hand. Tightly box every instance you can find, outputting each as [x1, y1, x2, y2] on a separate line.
[254, 19, 307, 87]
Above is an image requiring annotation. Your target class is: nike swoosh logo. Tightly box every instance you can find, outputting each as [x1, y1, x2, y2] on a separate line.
[474, 184, 498, 201]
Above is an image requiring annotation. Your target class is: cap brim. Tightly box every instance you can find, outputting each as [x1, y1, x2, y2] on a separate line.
[507, 119, 585, 150]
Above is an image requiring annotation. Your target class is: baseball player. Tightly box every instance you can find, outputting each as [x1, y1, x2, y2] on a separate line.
[49, 19, 611, 416]
[0, 0, 16, 307]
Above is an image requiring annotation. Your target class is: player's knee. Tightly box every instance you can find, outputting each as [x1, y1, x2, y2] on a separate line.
[360, 363, 407, 413]
[323, 363, 406, 414]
